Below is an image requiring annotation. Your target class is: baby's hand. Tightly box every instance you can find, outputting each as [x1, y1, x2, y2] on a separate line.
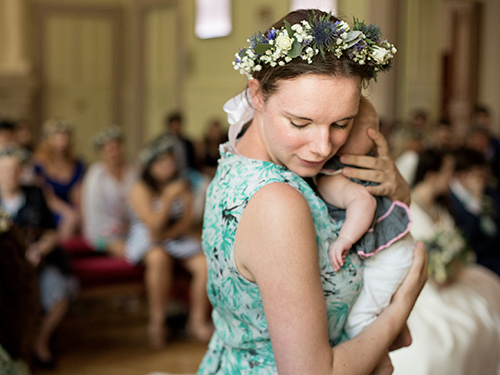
[329, 237, 353, 271]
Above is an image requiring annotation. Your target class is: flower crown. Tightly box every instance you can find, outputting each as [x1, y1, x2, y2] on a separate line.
[93, 126, 124, 149]
[0, 144, 30, 163]
[233, 13, 396, 81]
[138, 136, 175, 166]
[42, 119, 73, 138]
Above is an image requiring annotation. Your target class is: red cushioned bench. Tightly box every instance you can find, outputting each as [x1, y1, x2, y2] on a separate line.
[60, 236, 145, 299]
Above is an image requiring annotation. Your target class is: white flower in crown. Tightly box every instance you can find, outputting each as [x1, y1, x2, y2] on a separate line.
[371, 46, 391, 64]
[275, 32, 293, 52]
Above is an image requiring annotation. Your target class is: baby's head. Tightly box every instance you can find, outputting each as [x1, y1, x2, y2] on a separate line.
[338, 96, 379, 156]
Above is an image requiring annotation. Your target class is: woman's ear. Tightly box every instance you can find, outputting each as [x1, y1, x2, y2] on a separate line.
[248, 79, 264, 110]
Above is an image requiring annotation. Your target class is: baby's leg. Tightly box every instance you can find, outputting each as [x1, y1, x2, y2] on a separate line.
[345, 234, 415, 338]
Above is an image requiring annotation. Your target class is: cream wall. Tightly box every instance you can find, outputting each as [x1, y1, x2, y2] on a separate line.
[1, 0, 499, 162]
[181, 0, 289, 142]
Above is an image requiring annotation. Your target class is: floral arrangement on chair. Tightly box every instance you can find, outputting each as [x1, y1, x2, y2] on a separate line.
[424, 228, 474, 285]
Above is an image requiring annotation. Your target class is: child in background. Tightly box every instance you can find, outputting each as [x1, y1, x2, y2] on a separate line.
[316, 97, 415, 343]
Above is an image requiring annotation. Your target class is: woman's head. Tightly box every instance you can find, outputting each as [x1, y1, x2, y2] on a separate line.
[36, 119, 75, 161]
[0, 146, 29, 193]
[229, 10, 396, 177]
[413, 148, 455, 194]
[139, 137, 177, 192]
[94, 126, 125, 166]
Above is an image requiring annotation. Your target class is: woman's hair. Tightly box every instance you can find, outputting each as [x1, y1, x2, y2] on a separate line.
[140, 149, 178, 193]
[412, 148, 447, 187]
[34, 131, 75, 165]
[0, 225, 40, 362]
[251, 9, 371, 100]
[453, 147, 489, 173]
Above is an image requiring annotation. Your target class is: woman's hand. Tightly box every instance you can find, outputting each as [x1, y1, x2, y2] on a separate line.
[339, 128, 411, 205]
[160, 179, 188, 203]
[391, 241, 428, 314]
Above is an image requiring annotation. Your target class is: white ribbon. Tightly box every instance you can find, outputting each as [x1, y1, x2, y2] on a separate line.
[223, 88, 255, 152]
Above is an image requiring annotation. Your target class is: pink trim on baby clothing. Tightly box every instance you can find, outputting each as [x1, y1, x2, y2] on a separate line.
[357, 200, 412, 259]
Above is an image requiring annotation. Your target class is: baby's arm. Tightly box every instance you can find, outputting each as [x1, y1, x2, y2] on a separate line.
[317, 174, 377, 270]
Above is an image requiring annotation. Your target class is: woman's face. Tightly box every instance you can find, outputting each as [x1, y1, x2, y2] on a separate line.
[252, 74, 361, 177]
[48, 131, 71, 153]
[0, 156, 22, 192]
[100, 139, 123, 166]
[149, 152, 176, 183]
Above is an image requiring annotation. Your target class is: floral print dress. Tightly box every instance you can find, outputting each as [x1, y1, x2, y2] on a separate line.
[198, 143, 363, 375]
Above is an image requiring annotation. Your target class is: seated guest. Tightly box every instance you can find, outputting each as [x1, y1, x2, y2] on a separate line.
[126, 137, 212, 348]
[33, 119, 85, 241]
[0, 145, 78, 369]
[0, 120, 16, 148]
[196, 118, 227, 178]
[82, 126, 137, 257]
[449, 147, 500, 276]
[390, 148, 500, 375]
[0, 208, 39, 375]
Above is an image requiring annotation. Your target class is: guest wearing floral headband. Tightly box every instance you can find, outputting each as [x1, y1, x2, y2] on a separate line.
[0, 145, 78, 368]
[81, 126, 137, 257]
[33, 119, 85, 241]
[198, 9, 427, 375]
[126, 137, 212, 348]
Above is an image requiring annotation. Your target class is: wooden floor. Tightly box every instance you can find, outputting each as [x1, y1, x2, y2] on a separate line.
[34, 294, 208, 375]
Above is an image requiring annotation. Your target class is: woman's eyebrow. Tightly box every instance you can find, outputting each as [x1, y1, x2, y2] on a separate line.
[282, 111, 313, 121]
[283, 111, 358, 122]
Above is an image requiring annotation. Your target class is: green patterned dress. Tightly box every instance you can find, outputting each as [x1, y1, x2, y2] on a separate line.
[198, 143, 363, 375]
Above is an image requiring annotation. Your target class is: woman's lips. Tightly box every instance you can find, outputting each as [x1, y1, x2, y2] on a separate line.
[298, 157, 326, 168]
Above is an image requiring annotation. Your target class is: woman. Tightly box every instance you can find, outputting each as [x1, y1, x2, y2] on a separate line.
[82, 126, 137, 257]
[389, 148, 500, 375]
[33, 119, 85, 240]
[0, 145, 78, 368]
[126, 137, 212, 348]
[0, 208, 39, 375]
[199, 9, 427, 375]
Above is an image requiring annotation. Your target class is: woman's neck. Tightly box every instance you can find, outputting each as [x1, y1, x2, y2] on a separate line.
[235, 120, 271, 162]
[105, 161, 124, 180]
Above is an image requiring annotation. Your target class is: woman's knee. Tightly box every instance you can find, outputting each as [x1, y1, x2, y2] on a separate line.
[144, 247, 172, 269]
[185, 253, 208, 276]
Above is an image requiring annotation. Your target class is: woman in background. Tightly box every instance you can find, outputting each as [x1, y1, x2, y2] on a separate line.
[33, 119, 85, 241]
[0, 145, 78, 368]
[126, 137, 212, 348]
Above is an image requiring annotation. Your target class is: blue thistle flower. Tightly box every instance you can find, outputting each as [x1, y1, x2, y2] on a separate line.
[310, 18, 339, 48]
[249, 32, 268, 49]
[353, 18, 382, 42]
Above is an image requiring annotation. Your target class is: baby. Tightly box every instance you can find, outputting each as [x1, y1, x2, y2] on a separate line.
[317, 97, 415, 339]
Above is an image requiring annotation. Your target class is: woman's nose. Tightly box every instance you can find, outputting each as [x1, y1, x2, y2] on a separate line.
[310, 127, 333, 158]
